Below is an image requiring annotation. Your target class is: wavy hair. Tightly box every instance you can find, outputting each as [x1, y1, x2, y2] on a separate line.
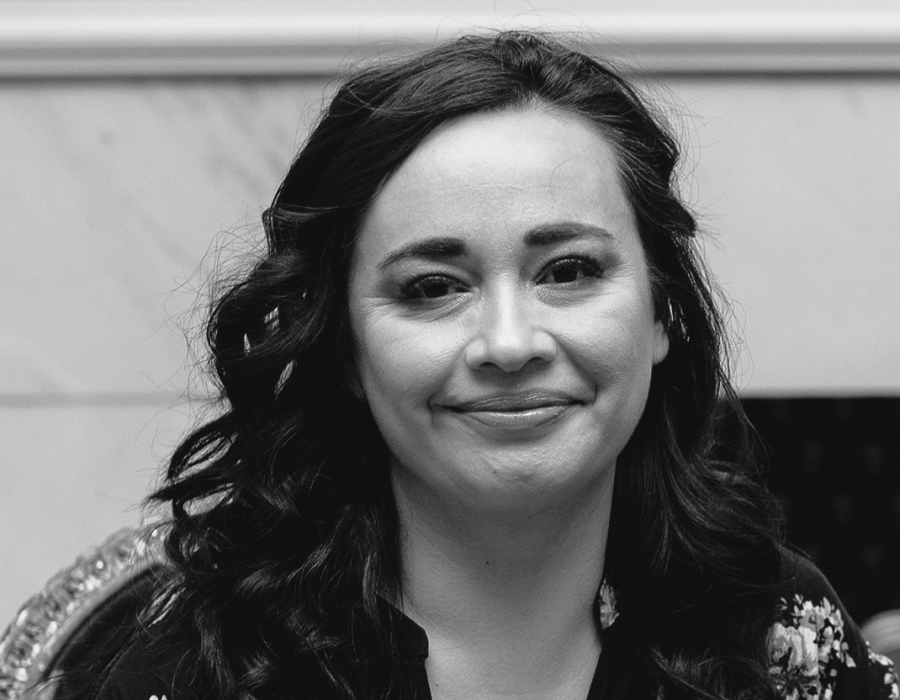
[152, 31, 783, 699]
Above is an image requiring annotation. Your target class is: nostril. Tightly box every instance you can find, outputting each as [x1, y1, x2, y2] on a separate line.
[464, 330, 557, 373]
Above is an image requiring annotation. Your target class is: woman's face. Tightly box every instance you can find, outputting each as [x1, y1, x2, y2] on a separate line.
[348, 107, 668, 512]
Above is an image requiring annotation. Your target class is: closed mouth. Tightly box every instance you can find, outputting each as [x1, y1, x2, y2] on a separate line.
[442, 392, 580, 431]
[447, 392, 578, 413]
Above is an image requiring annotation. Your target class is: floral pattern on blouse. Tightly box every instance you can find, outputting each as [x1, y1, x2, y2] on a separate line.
[867, 644, 900, 700]
[601, 582, 898, 699]
[767, 594, 855, 700]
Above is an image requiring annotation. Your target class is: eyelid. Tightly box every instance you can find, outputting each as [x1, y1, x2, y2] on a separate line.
[396, 272, 468, 300]
[536, 255, 605, 283]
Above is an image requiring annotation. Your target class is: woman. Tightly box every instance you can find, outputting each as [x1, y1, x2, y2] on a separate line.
[89, 31, 896, 700]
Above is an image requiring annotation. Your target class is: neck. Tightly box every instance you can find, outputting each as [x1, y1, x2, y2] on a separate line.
[393, 469, 613, 700]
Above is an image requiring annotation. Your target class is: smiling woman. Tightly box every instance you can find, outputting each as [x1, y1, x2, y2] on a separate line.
[350, 107, 668, 498]
[68, 31, 897, 700]
[348, 108, 668, 698]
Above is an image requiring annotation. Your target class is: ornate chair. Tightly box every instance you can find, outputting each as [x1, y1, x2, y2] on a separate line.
[0, 526, 166, 700]
[862, 610, 900, 670]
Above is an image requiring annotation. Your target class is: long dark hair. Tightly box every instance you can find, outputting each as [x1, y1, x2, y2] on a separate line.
[152, 31, 783, 699]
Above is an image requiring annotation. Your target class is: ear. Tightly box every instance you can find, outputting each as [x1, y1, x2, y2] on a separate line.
[652, 319, 670, 365]
[338, 320, 368, 402]
[347, 372, 367, 402]
[343, 350, 368, 402]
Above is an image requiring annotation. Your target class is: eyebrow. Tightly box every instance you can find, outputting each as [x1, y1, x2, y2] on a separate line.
[377, 238, 468, 271]
[376, 222, 614, 271]
[524, 222, 615, 247]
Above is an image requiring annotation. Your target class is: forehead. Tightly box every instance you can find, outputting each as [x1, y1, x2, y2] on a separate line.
[355, 106, 638, 261]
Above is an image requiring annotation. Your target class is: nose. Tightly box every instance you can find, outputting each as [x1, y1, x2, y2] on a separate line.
[464, 285, 557, 373]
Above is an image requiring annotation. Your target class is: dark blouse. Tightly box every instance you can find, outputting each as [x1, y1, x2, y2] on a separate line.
[83, 552, 898, 700]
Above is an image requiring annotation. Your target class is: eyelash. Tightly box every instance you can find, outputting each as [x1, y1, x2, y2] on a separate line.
[397, 275, 467, 301]
[396, 256, 605, 302]
[536, 256, 605, 285]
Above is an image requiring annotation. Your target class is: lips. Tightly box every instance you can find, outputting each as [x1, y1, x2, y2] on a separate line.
[449, 392, 574, 412]
[442, 392, 580, 431]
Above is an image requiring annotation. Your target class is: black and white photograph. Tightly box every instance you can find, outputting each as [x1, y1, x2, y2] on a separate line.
[1, 2, 899, 698]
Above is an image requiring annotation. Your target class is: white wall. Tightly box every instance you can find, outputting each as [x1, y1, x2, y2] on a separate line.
[0, 78, 329, 626]
[2, 0, 899, 628]
[666, 75, 900, 394]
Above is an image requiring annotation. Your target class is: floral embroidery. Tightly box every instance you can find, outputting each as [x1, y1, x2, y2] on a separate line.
[868, 643, 900, 700]
[767, 595, 854, 700]
[596, 581, 900, 698]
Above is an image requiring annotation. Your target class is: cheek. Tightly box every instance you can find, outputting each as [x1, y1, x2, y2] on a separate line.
[566, 303, 660, 380]
[353, 312, 460, 408]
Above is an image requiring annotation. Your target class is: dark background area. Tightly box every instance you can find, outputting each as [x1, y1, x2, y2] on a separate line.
[740, 397, 900, 623]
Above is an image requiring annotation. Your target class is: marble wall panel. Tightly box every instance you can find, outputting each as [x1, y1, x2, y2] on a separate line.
[0, 77, 332, 627]
[664, 76, 900, 394]
[0, 78, 331, 396]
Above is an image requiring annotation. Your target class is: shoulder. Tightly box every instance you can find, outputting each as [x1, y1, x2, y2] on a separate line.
[85, 614, 203, 700]
[767, 547, 899, 700]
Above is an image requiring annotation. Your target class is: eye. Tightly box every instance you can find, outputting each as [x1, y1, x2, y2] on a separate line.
[398, 275, 467, 300]
[537, 257, 603, 285]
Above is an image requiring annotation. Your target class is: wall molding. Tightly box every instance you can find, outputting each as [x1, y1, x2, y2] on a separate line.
[4, 1, 900, 77]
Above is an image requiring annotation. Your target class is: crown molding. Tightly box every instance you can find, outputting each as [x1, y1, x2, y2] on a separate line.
[3, 1, 900, 77]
